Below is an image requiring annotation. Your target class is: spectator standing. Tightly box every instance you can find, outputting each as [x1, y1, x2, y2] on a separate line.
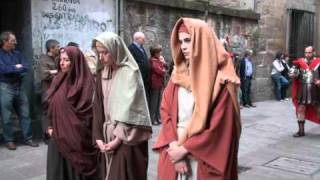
[271, 52, 289, 101]
[0, 31, 39, 150]
[239, 49, 256, 107]
[281, 53, 291, 100]
[38, 39, 60, 142]
[149, 44, 167, 125]
[128, 32, 151, 103]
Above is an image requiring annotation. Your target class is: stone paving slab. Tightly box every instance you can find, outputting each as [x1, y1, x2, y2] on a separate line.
[0, 99, 319, 180]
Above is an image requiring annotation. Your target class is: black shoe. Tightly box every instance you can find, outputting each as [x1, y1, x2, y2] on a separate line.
[24, 140, 39, 147]
[293, 131, 305, 137]
[6, 142, 16, 150]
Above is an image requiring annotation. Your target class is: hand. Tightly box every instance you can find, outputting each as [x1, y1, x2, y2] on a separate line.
[169, 141, 178, 148]
[15, 64, 23, 69]
[288, 73, 295, 78]
[174, 159, 189, 174]
[167, 144, 188, 163]
[49, 70, 58, 75]
[47, 128, 53, 137]
[160, 55, 165, 63]
[315, 80, 320, 86]
[105, 137, 122, 152]
[96, 140, 106, 152]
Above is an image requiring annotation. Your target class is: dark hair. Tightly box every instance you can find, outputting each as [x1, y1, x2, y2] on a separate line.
[243, 49, 252, 57]
[275, 51, 283, 60]
[67, 42, 79, 47]
[283, 53, 289, 59]
[45, 39, 59, 52]
[149, 44, 162, 57]
[0, 31, 14, 47]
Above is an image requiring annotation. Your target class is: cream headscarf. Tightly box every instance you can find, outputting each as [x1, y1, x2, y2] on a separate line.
[171, 18, 240, 144]
[94, 32, 152, 127]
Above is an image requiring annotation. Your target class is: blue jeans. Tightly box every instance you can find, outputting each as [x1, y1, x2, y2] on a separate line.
[0, 82, 32, 142]
[271, 73, 289, 101]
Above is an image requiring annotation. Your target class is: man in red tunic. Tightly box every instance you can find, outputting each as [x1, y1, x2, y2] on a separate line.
[153, 18, 241, 180]
[291, 46, 320, 137]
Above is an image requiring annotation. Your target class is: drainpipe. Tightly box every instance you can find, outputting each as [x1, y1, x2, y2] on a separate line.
[204, 0, 209, 22]
[116, 0, 124, 38]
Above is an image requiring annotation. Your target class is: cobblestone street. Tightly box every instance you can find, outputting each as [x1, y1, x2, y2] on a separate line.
[0, 99, 320, 180]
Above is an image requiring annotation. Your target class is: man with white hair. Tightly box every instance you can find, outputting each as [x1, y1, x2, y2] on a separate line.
[128, 32, 151, 103]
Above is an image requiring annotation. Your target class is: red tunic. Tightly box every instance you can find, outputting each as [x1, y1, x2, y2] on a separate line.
[292, 57, 320, 124]
[153, 80, 240, 180]
[149, 57, 166, 89]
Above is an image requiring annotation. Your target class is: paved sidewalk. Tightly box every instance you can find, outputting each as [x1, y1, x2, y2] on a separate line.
[238, 100, 320, 180]
[0, 99, 319, 180]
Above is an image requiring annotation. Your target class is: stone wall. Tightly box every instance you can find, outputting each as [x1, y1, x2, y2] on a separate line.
[210, 0, 256, 9]
[123, 0, 261, 99]
[122, 1, 203, 61]
[252, 0, 317, 100]
[206, 0, 318, 101]
[31, 0, 117, 76]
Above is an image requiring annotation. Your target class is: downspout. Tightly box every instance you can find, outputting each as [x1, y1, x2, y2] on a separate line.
[117, 0, 124, 38]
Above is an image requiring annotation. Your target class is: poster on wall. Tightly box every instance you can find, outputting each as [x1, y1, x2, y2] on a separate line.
[32, 0, 116, 58]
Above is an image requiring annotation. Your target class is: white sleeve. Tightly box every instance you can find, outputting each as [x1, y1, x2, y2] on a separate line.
[273, 60, 284, 72]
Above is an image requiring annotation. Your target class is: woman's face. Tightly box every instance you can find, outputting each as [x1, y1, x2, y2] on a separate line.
[178, 32, 191, 61]
[154, 51, 161, 58]
[95, 41, 115, 65]
[60, 51, 71, 73]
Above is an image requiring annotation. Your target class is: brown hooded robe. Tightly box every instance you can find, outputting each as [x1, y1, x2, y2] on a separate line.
[46, 46, 97, 180]
[153, 18, 241, 180]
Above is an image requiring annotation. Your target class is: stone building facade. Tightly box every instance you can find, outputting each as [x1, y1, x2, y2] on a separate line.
[121, 0, 262, 99]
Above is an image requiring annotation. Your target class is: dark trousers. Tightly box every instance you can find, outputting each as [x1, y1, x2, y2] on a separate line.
[241, 78, 252, 106]
[149, 88, 162, 123]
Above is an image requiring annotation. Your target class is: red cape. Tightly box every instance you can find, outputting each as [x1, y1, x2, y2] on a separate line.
[153, 80, 240, 180]
[292, 57, 320, 124]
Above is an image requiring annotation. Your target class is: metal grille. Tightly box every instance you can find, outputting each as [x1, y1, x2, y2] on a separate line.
[289, 9, 315, 59]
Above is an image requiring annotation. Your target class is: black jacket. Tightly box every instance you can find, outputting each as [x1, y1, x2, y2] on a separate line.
[128, 43, 151, 91]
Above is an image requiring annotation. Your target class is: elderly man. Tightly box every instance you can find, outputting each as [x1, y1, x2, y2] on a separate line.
[0, 31, 38, 150]
[128, 32, 151, 101]
[290, 46, 320, 137]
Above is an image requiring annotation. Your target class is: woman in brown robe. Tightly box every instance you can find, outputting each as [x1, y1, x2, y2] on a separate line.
[45, 46, 98, 180]
[153, 18, 241, 180]
[92, 32, 152, 180]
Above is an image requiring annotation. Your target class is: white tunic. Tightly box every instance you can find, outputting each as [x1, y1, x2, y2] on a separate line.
[177, 87, 197, 180]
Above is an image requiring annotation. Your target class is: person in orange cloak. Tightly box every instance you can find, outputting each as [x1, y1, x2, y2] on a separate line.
[153, 17, 241, 180]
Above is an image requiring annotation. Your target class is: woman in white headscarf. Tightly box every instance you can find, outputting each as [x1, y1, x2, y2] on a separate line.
[92, 32, 152, 180]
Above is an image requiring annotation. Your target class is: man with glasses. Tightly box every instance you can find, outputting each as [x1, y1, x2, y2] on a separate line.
[290, 46, 320, 137]
[0, 31, 38, 150]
